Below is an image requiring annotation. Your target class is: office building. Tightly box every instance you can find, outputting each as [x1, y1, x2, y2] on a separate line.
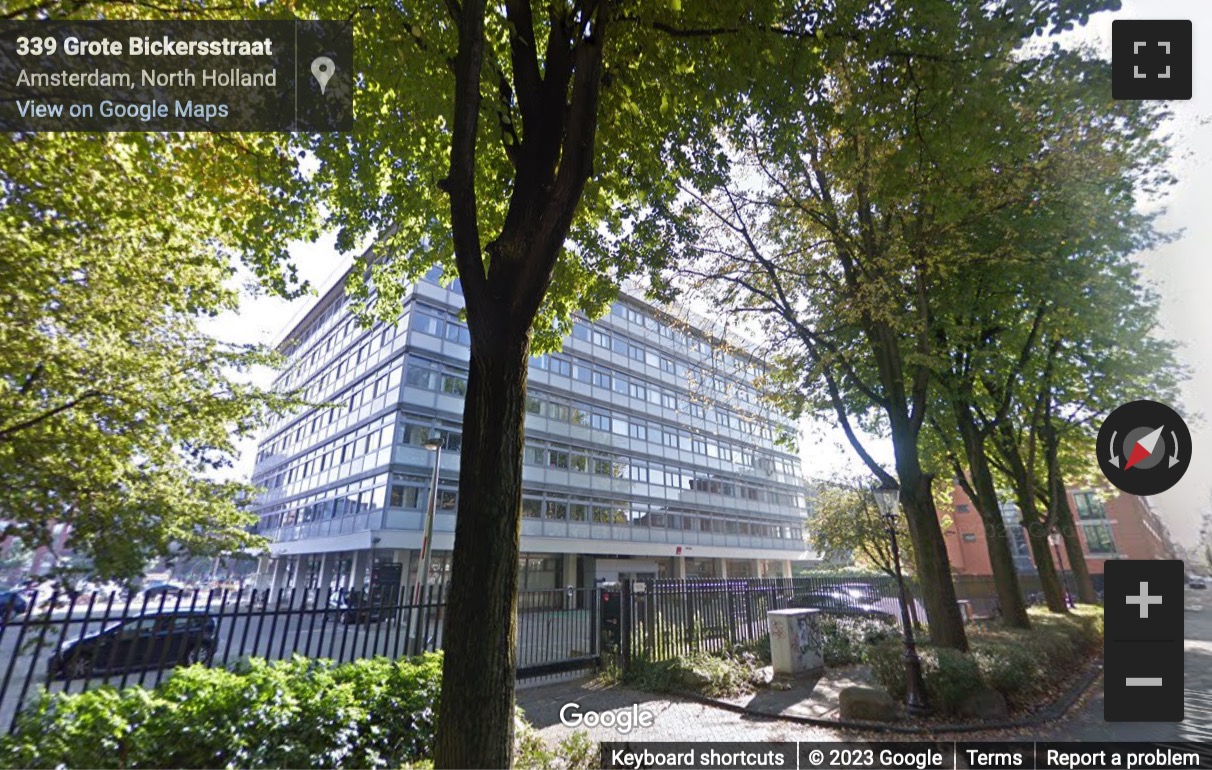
[249, 266, 811, 597]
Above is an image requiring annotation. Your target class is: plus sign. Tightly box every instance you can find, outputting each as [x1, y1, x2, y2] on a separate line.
[1126, 581, 1163, 618]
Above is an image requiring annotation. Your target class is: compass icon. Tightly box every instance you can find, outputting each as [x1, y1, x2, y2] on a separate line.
[1097, 400, 1191, 495]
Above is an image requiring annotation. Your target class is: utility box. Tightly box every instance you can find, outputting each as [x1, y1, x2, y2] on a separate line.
[767, 608, 825, 677]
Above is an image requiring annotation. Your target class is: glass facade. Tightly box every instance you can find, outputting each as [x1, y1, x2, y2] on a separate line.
[249, 268, 807, 569]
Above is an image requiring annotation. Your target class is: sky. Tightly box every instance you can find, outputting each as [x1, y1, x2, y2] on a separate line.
[207, 0, 1212, 548]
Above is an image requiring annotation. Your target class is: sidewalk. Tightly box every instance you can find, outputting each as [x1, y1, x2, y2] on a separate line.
[515, 673, 863, 745]
[516, 658, 1102, 744]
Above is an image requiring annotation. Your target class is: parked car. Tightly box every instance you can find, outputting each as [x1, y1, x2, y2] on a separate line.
[788, 591, 894, 622]
[141, 582, 189, 601]
[329, 588, 385, 624]
[47, 610, 218, 680]
[1189, 576, 1206, 590]
[0, 590, 29, 622]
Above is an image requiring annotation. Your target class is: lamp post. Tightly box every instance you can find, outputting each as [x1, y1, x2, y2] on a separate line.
[872, 484, 931, 718]
[410, 433, 444, 654]
[1048, 530, 1072, 607]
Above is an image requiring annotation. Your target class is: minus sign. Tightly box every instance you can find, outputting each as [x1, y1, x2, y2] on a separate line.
[1126, 678, 1164, 686]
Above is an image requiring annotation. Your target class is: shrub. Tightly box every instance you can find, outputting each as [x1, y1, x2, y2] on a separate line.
[923, 647, 983, 713]
[0, 653, 443, 769]
[624, 650, 764, 698]
[865, 639, 908, 701]
[971, 639, 1044, 709]
[818, 617, 897, 667]
[868, 605, 1105, 715]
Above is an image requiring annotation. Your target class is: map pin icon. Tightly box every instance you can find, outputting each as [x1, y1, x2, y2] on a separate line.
[310, 56, 336, 95]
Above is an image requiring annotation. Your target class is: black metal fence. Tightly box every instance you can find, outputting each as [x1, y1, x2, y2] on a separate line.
[0, 576, 943, 732]
[616, 576, 923, 667]
[0, 585, 600, 734]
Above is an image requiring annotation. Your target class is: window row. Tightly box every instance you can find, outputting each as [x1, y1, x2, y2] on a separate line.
[258, 360, 403, 464]
[531, 351, 776, 440]
[255, 415, 394, 492]
[257, 473, 388, 532]
[523, 388, 799, 478]
[521, 439, 802, 508]
[518, 491, 803, 540]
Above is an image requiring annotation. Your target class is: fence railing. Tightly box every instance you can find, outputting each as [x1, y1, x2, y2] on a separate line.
[616, 576, 923, 666]
[0, 585, 599, 734]
[0, 575, 949, 732]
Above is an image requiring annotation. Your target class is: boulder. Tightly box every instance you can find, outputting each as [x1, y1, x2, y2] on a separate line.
[958, 689, 1008, 720]
[839, 686, 898, 722]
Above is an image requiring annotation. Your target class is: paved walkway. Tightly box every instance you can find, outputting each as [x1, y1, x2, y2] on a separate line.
[517, 594, 1212, 746]
[517, 678, 855, 744]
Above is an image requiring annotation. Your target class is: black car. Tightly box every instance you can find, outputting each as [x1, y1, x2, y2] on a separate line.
[788, 591, 894, 622]
[48, 610, 218, 680]
[141, 582, 189, 602]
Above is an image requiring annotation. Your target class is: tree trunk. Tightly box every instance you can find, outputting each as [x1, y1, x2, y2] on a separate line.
[1042, 427, 1097, 604]
[954, 405, 1030, 628]
[893, 433, 968, 651]
[1020, 511, 1067, 614]
[433, 327, 530, 769]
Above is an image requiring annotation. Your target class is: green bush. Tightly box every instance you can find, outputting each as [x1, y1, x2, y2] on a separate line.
[865, 639, 908, 701]
[971, 639, 1044, 708]
[866, 605, 1104, 715]
[515, 713, 599, 770]
[624, 650, 765, 698]
[818, 617, 897, 667]
[923, 647, 983, 713]
[0, 654, 444, 769]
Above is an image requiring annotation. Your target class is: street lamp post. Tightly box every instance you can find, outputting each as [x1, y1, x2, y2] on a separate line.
[409, 434, 444, 654]
[872, 484, 931, 718]
[1048, 530, 1072, 607]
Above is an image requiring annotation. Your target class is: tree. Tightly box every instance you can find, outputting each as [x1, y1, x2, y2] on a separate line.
[0, 539, 33, 584]
[808, 477, 913, 578]
[287, 3, 844, 765]
[682, 2, 1117, 652]
[0, 132, 303, 582]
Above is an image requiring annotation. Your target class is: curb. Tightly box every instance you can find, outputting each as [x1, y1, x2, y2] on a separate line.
[674, 659, 1104, 735]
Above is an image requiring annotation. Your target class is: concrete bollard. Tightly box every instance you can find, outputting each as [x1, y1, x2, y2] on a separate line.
[767, 608, 825, 677]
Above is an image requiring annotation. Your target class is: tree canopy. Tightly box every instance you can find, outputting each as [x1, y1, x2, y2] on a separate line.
[0, 132, 303, 581]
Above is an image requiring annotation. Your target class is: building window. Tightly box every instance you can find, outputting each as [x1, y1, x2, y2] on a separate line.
[406, 365, 436, 389]
[549, 357, 572, 377]
[1073, 492, 1107, 521]
[522, 498, 542, 518]
[440, 374, 467, 396]
[1082, 522, 1117, 554]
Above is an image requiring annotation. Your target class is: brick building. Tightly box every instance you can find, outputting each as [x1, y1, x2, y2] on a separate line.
[941, 484, 1177, 589]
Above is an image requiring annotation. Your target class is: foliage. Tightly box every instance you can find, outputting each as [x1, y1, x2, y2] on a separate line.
[817, 616, 897, 667]
[0, 654, 443, 768]
[515, 713, 599, 770]
[867, 606, 1103, 714]
[625, 649, 767, 698]
[0, 539, 34, 583]
[807, 477, 913, 577]
[0, 133, 307, 582]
